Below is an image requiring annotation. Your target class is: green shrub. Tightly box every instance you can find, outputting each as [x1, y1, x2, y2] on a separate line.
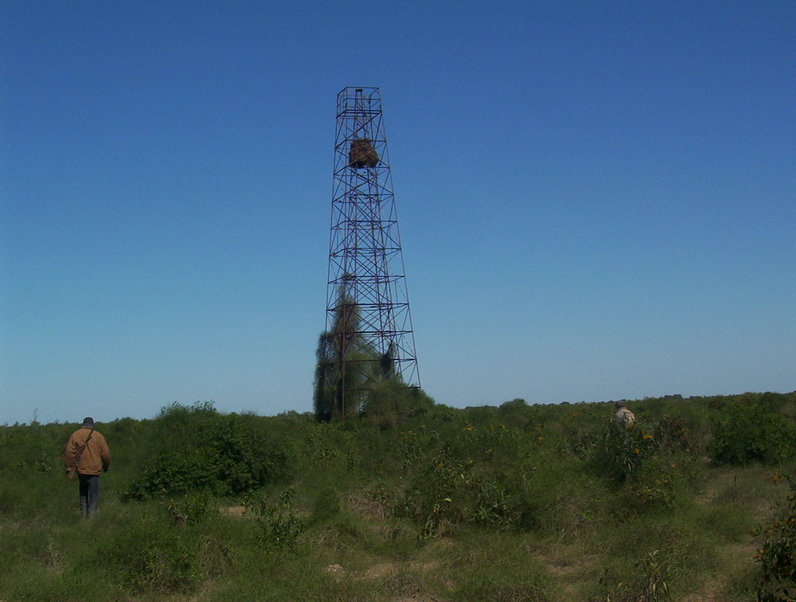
[653, 415, 697, 454]
[711, 402, 795, 465]
[304, 429, 339, 467]
[0, 423, 71, 476]
[127, 447, 215, 498]
[756, 479, 796, 601]
[496, 398, 531, 429]
[624, 457, 678, 510]
[247, 487, 306, 549]
[402, 443, 472, 538]
[125, 403, 291, 499]
[471, 477, 516, 530]
[594, 423, 657, 481]
[166, 491, 212, 526]
[563, 426, 603, 459]
[401, 440, 531, 537]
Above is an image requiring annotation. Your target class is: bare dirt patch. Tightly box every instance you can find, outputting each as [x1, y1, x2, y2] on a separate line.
[218, 505, 248, 517]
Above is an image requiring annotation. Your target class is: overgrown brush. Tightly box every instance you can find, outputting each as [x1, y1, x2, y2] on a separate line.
[755, 478, 796, 601]
[246, 487, 306, 549]
[167, 491, 212, 526]
[711, 400, 795, 466]
[1, 392, 794, 600]
[594, 422, 658, 482]
[125, 402, 292, 499]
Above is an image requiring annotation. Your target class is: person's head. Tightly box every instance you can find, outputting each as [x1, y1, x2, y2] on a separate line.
[82, 416, 95, 428]
[614, 401, 625, 410]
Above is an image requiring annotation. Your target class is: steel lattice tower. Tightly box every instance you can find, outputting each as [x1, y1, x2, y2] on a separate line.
[324, 87, 419, 417]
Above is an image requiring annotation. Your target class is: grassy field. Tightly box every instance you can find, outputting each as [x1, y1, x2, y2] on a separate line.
[1, 392, 794, 601]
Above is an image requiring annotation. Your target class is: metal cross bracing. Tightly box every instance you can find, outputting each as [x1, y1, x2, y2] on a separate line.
[325, 87, 419, 414]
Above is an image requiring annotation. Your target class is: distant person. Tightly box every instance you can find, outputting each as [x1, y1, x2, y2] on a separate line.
[613, 401, 636, 428]
[64, 417, 111, 518]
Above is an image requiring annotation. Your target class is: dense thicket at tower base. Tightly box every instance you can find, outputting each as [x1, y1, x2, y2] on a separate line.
[313, 293, 431, 422]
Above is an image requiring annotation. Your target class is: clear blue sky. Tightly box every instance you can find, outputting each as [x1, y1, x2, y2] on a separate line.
[2, 2, 794, 425]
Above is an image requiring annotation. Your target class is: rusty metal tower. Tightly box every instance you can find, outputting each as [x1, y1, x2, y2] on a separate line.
[323, 87, 419, 417]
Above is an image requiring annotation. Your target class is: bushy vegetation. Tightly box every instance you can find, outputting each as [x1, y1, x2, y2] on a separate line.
[710, 398, 795, 466]
[125, 402, 292, 499]
[756, 478, 796, 601]
[1, 392, 794, 600]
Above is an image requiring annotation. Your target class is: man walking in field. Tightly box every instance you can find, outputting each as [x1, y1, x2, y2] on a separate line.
[64, 417, 111, 518]
[613, 401, 636, 428]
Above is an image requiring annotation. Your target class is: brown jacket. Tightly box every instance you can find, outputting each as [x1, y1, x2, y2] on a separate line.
[64, 427, 111, 476]
[614, 407, 636, 428]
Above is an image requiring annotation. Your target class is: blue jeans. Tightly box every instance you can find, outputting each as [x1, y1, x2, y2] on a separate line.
[78, 474, 100, 517]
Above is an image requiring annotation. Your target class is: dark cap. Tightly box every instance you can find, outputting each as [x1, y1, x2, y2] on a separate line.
[82, 417, 95, 426]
